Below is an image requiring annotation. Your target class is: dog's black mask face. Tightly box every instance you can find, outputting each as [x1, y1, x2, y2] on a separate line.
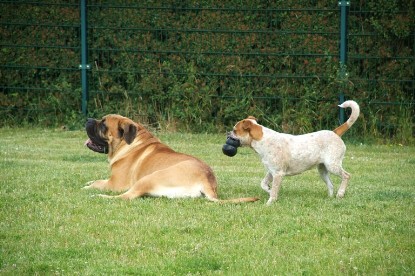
[85, 118, 109, 154]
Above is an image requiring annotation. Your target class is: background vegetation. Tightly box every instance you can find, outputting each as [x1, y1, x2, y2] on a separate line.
[1, 129, 414, 274]
[0, 0, 414, 143]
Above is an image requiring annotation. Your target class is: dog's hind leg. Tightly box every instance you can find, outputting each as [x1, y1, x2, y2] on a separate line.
[97, 187, 147, 200]
[318, 164, 334, 197]
[99, 188, 149, 200]
[325, 163, 350, 198]
[98, 177, 153, 200]
[336, 168, 350, 198]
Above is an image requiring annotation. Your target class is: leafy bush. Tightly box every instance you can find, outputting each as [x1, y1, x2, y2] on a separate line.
[0, 0, 413, 143]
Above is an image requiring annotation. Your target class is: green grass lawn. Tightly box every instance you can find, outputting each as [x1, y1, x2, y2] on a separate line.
[1, 128, 414, 275]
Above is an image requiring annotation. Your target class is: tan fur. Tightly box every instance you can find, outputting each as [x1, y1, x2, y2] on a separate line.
[230, 100, 360, 205]
[235, 118, 264, 145]
[333, 123, 349, 137]
[333, 100, 360, 136]
[84, 114, 258, 203]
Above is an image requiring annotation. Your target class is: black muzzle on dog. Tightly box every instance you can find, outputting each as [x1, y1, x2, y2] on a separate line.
[85, 118, 109, 154]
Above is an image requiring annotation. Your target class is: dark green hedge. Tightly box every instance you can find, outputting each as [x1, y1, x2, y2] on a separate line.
[0, 0, 414, 143]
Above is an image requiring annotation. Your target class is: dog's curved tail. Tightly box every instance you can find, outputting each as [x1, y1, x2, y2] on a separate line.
[203, 172, 259, 203]
[215, 197, 260, 203]
[333, 100, 360, 137]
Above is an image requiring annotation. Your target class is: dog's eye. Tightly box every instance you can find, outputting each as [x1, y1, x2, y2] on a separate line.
[99, 122, 108, 133]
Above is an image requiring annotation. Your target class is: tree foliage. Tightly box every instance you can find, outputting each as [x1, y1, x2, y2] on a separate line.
[0, 0, 413, 143]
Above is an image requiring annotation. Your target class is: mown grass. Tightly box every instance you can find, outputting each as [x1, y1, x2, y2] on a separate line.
[1, 128, 414, 275]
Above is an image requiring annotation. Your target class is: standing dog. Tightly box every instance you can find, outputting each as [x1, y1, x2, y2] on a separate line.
[228, 100, 360, 205]
[83, 114, 258, 203]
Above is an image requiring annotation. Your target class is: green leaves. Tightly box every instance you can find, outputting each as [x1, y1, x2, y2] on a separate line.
[0, 1, 413, 143]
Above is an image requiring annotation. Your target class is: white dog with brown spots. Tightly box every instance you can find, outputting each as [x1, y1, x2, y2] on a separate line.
[229, 100, 360, 205]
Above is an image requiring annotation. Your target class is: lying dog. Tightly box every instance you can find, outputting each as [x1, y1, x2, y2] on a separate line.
[83, 114, 258, 203]
[228, 100, 360, 205]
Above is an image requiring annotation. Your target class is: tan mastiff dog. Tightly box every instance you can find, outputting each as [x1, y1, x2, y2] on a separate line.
[83, 114, 259, 203]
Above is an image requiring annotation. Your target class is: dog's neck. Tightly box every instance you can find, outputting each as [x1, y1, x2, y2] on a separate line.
[250, 127, 282, 155]
[109, 129, 160, 165]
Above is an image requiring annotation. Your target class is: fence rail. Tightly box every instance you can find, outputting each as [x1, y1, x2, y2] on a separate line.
[0, 1, 414, 142]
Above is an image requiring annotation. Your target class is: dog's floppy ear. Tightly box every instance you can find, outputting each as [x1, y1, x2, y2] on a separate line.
[118, 120, 137, 144]
[242, 118, 263, 141]
[242, 119, 253, 130]
[242, 116, 258, 129]
[247, 116, 257, 122]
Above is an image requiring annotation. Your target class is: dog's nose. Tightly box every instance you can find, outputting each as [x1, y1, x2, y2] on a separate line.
[86, 118, 96, 129]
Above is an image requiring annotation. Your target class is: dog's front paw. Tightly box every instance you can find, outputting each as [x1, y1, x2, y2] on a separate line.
[97, 194, 123, 199]
[336, 190, 345, 198]
[82, 181, 96, 189]
[97, 194, 112, 198]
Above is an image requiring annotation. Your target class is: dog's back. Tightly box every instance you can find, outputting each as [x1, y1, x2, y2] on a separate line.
[255, 128, 345, 176]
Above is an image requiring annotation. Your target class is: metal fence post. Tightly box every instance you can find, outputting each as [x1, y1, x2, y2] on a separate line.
[339, 0, 350, 124]
[80, 0, 90, 116]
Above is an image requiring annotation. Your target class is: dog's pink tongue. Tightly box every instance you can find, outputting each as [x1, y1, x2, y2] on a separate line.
[84, 138, 92, 146]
